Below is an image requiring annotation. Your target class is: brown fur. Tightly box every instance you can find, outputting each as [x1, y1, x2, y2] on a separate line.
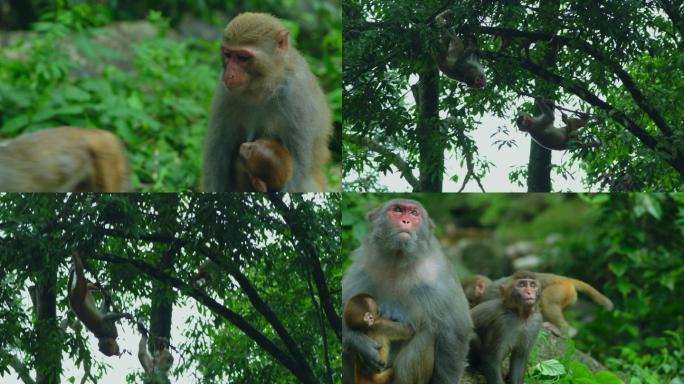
[0, 126, 130, 192]
[235, 138, 292, 191]
[344, 294, 415, 384]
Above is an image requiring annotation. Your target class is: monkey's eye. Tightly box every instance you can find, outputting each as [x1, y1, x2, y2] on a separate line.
[236, 54, 251, 63]
[392, 206, 403, 213]
[410, 209, 418, 216]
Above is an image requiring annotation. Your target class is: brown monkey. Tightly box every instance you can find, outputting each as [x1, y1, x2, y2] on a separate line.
[0, 126, 130, 192]
[342, 199, 472, 384]
[469, 271, 542, 384]
[462, 274, 493, 307]
[433, 10, 486, 89]
[343, 294, 415, 384]
[67, 253, 133, 356]
[235, 138, 292, 192]
[468, 272, 613, 335]
[203, 12, 332, 192]
[516, 98, 595, 151]
[137, 322, 173, 382]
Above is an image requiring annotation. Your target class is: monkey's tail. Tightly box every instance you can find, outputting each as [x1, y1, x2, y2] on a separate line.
[571, 279, 614, 310]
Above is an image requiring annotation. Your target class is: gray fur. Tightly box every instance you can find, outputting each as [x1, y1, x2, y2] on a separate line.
[203, 50, 329, 192]
[470, 299, 542, 384]
[342, 199, 473, 384]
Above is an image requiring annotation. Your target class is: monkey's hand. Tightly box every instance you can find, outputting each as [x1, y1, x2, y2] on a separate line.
[344, 330, 385, 372]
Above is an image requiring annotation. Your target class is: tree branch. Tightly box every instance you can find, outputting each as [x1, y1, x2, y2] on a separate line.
[346, 134, 420, 190]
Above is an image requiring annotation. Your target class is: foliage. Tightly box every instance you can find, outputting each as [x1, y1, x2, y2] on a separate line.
[0, 193, 341, 383]
[0, 2, 342, 191]
[343, 0, 684, 192]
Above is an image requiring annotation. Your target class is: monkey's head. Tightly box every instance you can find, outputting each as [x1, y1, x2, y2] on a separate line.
[238, 139, 292, 192]
[464, 274, 492, 304]
[343, 293, 379, 331]
[516, 113, 533, 131]
[463, 64, 487, 89]
[221, 13, 290, 102]
[368, 199, 434, 255]
[98, 337, 120, 356]
[502, 271, 540, 315]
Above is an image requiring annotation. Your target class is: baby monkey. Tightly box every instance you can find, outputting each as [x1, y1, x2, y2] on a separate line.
[343, 294, 416, 384]
[235, 138, 292, 192]
[516, 98, 594, 151]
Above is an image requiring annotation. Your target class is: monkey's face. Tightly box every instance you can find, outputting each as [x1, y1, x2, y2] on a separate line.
[516, 114, 533, 131]
[385, 202, 422, 242]
[98, 337, 120, 356]
[513, 278, 539, 308]
[222, 46, 255, 91]
[362, 311, 376, 327]
[464, 66, 486, 89]
[239, 141, 256, 161]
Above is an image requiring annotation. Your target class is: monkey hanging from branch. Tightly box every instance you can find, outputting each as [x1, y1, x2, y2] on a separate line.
[516, 97, 599, 151]
[137, 322, 174, 384]
[67, 252, 134, 356]
[432, 9, 487, 89]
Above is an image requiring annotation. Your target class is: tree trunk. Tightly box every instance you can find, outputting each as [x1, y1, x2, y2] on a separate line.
[31, 268, 61, 384]
[415, 65, 443, 192]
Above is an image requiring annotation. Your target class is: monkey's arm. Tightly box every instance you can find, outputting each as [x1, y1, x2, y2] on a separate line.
[343, 328, 384, 372]
[534, 98, 555, 127]
[138, 335, 153, 374]
[373, 318, 414, 341]
[507, 347, 528, 384]
[102, 312, 134, 322]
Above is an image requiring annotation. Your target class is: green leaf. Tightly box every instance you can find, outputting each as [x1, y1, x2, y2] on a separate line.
[535, 359, 566, 377]
[594, 371, 623, 384]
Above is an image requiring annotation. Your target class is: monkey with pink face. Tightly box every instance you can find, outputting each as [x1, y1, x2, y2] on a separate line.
[203, 12, 332, 192]
[342, 199, 473, 384]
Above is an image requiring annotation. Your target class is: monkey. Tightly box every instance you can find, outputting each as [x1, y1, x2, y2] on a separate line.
[466, 272, 614, 336]
[67, 253, 134, 356]
[342, 199, 472, 384]
[432, 10, 487, 89]
[203, 12, 333, 192]
[0, 126, 130, 192]
[343, 293, 415, 384]
[469, 271, 542, 384]
[234, 138, 292, 192]
[137, 322, 173, 383]
[516, 98, 596, 151]
[462, 274, 493, 307]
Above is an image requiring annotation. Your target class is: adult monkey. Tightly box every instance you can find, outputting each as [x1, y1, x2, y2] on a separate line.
[342, 199, 473, 384]
[0, 126, 130, 192]
[469, 271, 542, 384]
[516, 98, 596, 151]
[67, 253, 134, 356]
[203, 12, 332, 192]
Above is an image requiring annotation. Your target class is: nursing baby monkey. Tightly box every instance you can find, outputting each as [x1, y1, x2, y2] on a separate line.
[235, 138, 292, 192]
[343, 293, 415, 384]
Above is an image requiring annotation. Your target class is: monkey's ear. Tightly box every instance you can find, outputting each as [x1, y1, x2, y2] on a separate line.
[367, 206, 381, 222]
[276, 30, 289, 52]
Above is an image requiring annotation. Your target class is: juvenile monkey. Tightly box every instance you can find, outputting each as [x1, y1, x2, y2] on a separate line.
[433, 10, 486, 89]
[0, 126, 130, 192]
[466, 272, 613, 335]
[138, 322, 173, 383]
[235, 138, 292, 192]
[516, 98, 594, 151]
[469, 271, 542, 384]
[67, 253, 133, 356]
[343, 293, 416, 384]
[203, 12, 333, 192]
[462, 274, 492, 307]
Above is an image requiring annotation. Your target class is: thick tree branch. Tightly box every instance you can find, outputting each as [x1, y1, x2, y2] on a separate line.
[95, 252, 319, 384]
[479, 26, 673, 137]
[8, 354, 35, 384]
[482, 50, 684, 176]
[266, 195, 342, 340]
[346, 134, 420, 190]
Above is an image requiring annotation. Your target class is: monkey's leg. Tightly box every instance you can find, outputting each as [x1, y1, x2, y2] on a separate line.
[392, 331, 434, 384]
[541, 299, 570, 334]
[507, 348, 528, 384]
[371, 368, 393, 384]
[481, 358, 505, 384]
